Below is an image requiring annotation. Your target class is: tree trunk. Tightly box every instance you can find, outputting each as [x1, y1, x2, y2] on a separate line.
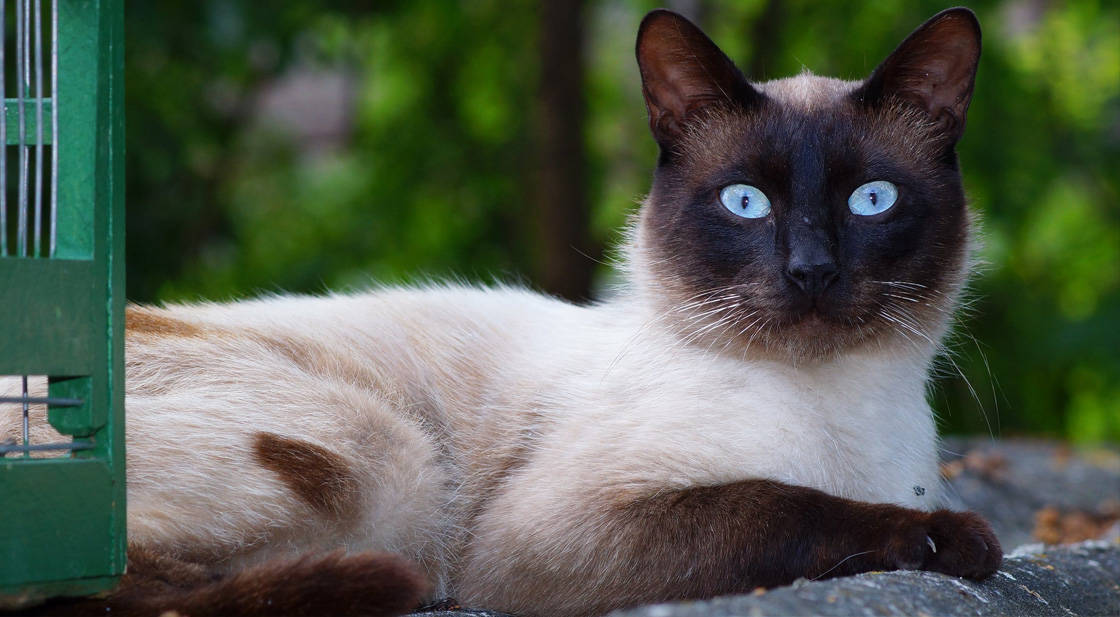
[534, 0, 595, 302]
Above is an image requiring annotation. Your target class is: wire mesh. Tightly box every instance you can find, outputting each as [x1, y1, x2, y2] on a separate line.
[0, 0, 55, 258]
[0, 375, 87, 457]
[0, 1, 71, 458]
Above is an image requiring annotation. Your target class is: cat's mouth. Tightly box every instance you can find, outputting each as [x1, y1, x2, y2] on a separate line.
[669, 294, 880, 361]
[779, 305, 859, 337]
[781, 287, 854, 325]
[758, 311, 875, 359]
[773, 292, 945, 359]
[743, 290, 895, 359]
[663, 274, 946, 361]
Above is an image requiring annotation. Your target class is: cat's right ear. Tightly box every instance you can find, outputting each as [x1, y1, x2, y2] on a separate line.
[636, 10, 762, 153]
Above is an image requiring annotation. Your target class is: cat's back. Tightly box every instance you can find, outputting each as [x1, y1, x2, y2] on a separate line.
[128, 284, 570, 351]
[125, 284, 583, 396]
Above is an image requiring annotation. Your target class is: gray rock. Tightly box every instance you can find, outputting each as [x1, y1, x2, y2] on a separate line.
[941, 438, 1120, 548]
[415, 611, 516, 617]
[609, 541, 1120, 617]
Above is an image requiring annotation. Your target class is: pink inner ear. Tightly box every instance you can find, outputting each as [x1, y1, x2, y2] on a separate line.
[905, 42, 978, 114]
[654, 55, 733, 116]
[638, 25, 729, 119]
[642, 53, 696, 118]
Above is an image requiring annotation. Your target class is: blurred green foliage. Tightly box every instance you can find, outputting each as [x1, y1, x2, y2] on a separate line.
[124, 1, 1119, 442]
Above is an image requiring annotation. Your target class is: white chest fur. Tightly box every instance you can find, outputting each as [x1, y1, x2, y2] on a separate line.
[501, 303, 943, 511]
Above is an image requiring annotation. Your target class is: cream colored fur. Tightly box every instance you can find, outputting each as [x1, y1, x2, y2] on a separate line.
[2, 74, 965, 617]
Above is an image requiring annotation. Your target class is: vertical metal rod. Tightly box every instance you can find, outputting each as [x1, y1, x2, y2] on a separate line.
[15, 0, 25, 256]
[21, 375, 30, 456]
[33, 0, 41, 257]
[20, 0, 28, 256]
[17, 0, 28, 257]
[48, 0, 55, 256]
[1, 0, 8, 256]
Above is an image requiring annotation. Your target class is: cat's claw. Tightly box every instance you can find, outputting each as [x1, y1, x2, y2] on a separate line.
[885, 510, 1001, 579]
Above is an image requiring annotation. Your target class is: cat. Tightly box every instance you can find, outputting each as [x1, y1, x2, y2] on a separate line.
[6, 7, 1000, 617]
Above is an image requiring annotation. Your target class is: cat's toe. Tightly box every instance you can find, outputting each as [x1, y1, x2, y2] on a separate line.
[923, 510, 1002, 580]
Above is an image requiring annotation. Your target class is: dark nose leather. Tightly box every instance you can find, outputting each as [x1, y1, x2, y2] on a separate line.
[786, 258, 838, 297]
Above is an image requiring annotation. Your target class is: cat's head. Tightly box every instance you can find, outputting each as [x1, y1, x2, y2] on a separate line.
[629, 8, 981, 361]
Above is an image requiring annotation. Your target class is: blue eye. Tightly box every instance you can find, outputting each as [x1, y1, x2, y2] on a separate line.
[848, 181, 898, 216]
[719, 184, 771, 219]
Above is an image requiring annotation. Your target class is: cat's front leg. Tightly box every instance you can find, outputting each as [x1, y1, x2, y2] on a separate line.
[461, 478, 1001, 617]
[620, 479, 1003, 590]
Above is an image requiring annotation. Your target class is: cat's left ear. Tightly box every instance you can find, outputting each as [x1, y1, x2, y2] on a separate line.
[856, 7, 981, 143]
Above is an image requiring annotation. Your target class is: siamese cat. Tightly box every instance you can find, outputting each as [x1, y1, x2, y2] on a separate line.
[6, 7, 1000, 617]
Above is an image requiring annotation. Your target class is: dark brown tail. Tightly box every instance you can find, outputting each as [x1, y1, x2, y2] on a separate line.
[25, 546, 429, 617]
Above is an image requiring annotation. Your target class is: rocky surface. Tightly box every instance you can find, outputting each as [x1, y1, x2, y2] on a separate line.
[610, 541, 1119, 617]
[940, 437, 1120, 548]
[410, 439, 1120, 617]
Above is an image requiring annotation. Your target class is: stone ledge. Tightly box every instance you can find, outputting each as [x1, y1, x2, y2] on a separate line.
[609, 540, 1120, 617]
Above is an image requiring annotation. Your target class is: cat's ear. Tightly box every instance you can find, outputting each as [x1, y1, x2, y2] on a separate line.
[856, 7, 981, 142]
[636, 10, 762, 151]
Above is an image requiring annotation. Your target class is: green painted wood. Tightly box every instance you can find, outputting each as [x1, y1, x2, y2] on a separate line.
[0, 0, 125, 605]
[0, 259, 95, 375]
[48, 376, 98, 438]
[99, 0, 127, 589]
[3, 99, 54, 144]
[53, 0, 98, 261]
[0, 459, 116, 587]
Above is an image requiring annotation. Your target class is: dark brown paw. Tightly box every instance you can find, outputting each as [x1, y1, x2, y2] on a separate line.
[886, 510, 1002, 579]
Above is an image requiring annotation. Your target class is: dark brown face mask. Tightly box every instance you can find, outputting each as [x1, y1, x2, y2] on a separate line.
[634, 8, 981, 360]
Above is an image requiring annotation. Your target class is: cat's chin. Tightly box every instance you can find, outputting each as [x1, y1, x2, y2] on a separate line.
[772, 311, 877, 360]
[713, 308, 896, 364]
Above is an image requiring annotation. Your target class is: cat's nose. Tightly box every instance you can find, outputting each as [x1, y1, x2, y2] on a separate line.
[786, 258, 838, 297]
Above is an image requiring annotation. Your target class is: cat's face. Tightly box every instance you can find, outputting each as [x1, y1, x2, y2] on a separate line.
[632, 9, 981, 361]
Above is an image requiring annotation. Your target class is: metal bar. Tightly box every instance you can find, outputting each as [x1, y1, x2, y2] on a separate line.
[33, 0, 43, 257]
[16, 0, 26, 256]
[0, 396, 84, 406]
[1, 0, 7, 256]
[21, 0, 29, 256]
[49, 0, 56, 256]
[0, 440, 94, 454]
[21, 376, 29, 455]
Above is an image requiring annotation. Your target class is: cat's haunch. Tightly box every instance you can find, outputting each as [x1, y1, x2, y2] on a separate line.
[4, 7, 999, 617]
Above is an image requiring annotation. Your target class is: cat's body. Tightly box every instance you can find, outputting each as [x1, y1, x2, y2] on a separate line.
[5, 8, 1001, 617]
[121, 277, 939, 587]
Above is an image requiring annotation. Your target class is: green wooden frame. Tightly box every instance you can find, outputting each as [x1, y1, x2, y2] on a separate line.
[0, 0, 124, 606]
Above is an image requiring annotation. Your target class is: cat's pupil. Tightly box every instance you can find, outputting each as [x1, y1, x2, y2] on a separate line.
[741, 195, 750, 209]
[869, 191, 878, 205]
